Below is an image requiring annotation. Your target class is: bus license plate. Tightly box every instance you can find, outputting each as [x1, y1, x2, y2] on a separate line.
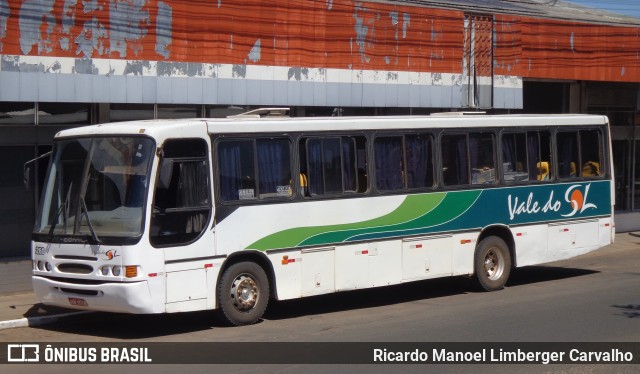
[68, 297, 88, 307]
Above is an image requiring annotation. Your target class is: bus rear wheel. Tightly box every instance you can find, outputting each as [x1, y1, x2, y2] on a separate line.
[474, 236, 511, 291]
[217, 261, 269, 326]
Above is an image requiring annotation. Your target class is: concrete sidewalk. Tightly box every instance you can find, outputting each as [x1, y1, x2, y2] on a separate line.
[0, 258, 33, 294]
[0, 233, 638, 330]
[0, 291, 89, 329]
[0, 259, 90, 329]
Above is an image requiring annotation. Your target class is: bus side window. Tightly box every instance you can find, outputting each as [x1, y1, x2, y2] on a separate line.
[256, 138, 292, 199]
[469, 132, 496, 185]
[151, 139, 211, 247]
[502, 132, 529, 183]
[405, 134, 434, 189]
[219, 138, 292, 201]
[441, 134, 469, 186]
[303, 136, 365, 196]
[557, 131, 579, 179]
[580, 129, 603, 178]
[375, 136, 404, 191]
[527, 131, 552, 182]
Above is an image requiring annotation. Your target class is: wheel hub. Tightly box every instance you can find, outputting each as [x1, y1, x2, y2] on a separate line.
[231, 274, 259, 312]
[484, 248, 504, 280]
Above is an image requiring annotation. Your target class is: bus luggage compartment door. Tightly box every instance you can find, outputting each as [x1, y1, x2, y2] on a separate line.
[165, 267, 208, 312]
[401, 235, 453, 281]
[301, 247, 335, 296]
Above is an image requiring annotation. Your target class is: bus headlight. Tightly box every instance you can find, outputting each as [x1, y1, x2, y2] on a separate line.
[35, 261, 51, 272]
[99, 265, 139, 277]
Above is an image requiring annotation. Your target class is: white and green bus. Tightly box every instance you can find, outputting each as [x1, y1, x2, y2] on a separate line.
[31, 111, 614, 325]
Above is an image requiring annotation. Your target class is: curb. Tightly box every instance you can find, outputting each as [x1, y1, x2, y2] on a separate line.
[0, 311, 92, 330]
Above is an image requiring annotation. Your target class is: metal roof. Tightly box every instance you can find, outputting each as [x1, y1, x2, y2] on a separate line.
[384, 0, 640, 26]
[55, 114, 609, 140]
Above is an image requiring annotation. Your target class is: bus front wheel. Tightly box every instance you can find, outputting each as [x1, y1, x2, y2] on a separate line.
[474, 236, 511, 292]
[217, 261, 270, 326]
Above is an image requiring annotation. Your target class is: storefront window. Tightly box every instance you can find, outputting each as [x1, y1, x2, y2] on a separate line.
[157, 104, 201, 119]
[0, 102, 36, 125]
[110, 104, 154, 122]
[207, 106, 248, 118]
[38, 103, 91, 125]
[588, 95, 636, 212]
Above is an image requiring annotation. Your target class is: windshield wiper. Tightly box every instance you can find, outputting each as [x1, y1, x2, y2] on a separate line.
[48, 182, 72, 241]
[80, 196, 102, 245]
[70, 140, 101, 245]
[46, 189, 101, 245]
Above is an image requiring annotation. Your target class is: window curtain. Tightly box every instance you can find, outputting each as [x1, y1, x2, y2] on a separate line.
[342, 138, 357, 192]
[218, 143, 242, 201]
[177, 162, 208, 208]
[322, 138, 342, 193]
[442, 135, 468, 186]
[558, 132, 578, 178]
[405, 135, 430, 189]
[307, 139, 324, 195]
[375, 137, 403, 190]
[257, 139, 290, 196]
[469, 134, 480, 169]
[502, 134, 516, 172]
[526, 132, 540, 181]
[178, 161, 209, 233]
[457, 137, 469, 184]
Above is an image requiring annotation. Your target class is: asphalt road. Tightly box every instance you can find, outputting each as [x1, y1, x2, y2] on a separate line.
[2, 235, 639, 373]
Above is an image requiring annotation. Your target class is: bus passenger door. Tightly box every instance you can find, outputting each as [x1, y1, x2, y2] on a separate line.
[150, 138, 216, 312]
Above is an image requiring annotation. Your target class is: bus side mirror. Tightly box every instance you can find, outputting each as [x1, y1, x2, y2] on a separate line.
[23, 151, 51, 192]
[23, 165, 31, 191]
[158, 158, 174, 189]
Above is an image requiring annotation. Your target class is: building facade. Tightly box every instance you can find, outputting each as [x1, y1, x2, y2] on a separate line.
[1, 0, 639, 257]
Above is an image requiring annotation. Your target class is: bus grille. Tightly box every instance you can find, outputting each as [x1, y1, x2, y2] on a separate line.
[57, 263, 94, 274]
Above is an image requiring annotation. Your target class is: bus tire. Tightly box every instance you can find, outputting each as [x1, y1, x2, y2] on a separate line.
[217, 261, 269, 326]
[474, 236, 511, 292]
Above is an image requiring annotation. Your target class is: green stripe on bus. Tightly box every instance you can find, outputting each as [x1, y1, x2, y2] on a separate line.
[248, 192, 477, 250]
[325, 189, 482, 243]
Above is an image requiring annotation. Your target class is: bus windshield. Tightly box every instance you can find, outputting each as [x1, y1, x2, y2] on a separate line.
[35, 137, 155, 242]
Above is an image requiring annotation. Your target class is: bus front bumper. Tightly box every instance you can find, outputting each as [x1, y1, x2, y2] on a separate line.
[32, 276, 156, 314]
